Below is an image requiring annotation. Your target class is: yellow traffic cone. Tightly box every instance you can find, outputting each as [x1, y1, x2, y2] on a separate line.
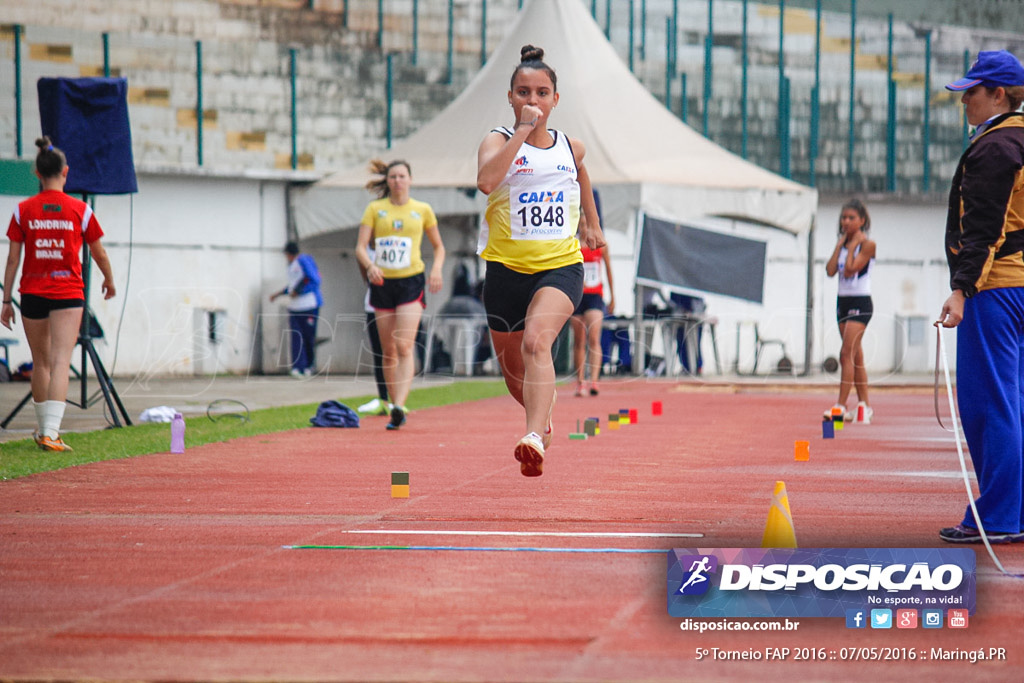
[761, 480, 797, 548]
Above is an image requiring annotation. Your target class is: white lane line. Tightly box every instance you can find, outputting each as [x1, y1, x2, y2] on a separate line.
[344, 530, 703, 538]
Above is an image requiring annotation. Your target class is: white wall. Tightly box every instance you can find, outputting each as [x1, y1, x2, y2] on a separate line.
[1, 179, 956, 380]
[595, 194, 954, 376]
[1, 171, 293, 378]
[812, 195, 954, 376]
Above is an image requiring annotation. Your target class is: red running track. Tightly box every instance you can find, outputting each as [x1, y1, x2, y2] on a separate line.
[1, 380, 1022, 681]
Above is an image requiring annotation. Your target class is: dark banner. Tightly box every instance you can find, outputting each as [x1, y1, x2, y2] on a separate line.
[637, 215, 766, 303]
[38, 77, 138, 195]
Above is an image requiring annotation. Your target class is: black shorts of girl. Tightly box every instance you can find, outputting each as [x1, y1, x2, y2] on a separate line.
[483, 261, 584, 333]
[370, 273, 426, 310]
[19, 293, 86, 320]
[573, 292, 605, 316]
[836, 295, 873, 326]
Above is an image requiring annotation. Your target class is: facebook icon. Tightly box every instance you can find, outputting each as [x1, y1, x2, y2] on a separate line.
[846, 609, 867, 629]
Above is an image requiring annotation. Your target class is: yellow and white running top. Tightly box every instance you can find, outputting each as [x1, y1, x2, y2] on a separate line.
[478, 127, 583, 274]
[361, 197, 438, 279]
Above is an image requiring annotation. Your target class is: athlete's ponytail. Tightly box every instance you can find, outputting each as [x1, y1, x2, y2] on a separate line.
[365, 159, 412, 199]
[35, 136, 66, 179]
[510, 44, 557, 91]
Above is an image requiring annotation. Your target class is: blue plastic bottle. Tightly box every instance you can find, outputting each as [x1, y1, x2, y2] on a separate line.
[170, 412, 186, 453]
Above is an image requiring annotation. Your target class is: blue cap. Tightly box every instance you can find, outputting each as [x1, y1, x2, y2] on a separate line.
[947, 50, 1024, 91]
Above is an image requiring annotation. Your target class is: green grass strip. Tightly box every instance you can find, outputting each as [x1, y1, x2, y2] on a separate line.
[0, 380, 508, 480]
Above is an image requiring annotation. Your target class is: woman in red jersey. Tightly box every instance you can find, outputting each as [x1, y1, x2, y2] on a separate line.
[2, 137, 116, 452]
[570, 207, 614, 397]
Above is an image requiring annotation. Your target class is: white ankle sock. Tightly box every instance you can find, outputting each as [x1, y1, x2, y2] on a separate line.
[33, 401, 46, 433]
[42, 400, 66, 440]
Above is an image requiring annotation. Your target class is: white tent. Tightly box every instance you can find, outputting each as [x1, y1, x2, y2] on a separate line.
[292, 0, 818, 240]
[292, 0, 820, 375]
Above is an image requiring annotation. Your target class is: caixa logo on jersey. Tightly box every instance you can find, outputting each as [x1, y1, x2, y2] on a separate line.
[667, 548, 976, 618]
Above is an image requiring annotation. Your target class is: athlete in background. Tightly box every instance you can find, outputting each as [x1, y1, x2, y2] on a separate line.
[355, 159, 445, 430]
[824, 198, 876, 424]
[2, 136, 116, 452]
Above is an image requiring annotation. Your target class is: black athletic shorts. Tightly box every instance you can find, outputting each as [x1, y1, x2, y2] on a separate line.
[19, 293, 85, 320]
[836, 295, 873, 326]
[370, 273, 426, 311]
[483, 261, 583, 333]
[573, 292, 606, 316]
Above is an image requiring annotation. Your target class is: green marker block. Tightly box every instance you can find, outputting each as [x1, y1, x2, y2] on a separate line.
[568, 433, 588, 440]
[584, 419, 598, 437]
[391, 472, 409, 486]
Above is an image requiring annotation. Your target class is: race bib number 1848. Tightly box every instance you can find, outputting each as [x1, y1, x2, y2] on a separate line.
[511, 189, 570, 240]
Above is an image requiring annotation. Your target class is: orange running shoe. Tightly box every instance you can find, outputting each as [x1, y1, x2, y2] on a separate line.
[38, 434, 73, 452]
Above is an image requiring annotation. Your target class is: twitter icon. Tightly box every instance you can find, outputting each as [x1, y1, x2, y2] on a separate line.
[870, 609, 892, 629]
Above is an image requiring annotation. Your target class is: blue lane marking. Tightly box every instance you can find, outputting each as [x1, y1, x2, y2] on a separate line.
[284, 544, 669, 553]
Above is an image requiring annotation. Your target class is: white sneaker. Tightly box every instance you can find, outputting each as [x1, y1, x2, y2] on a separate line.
[855, 402, 873, 424]
[358, 398, 382, 414]
[289, 368, 304, 378]
[514, 432, 545, 477]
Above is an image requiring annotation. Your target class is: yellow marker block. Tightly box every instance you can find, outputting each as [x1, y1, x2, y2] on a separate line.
[831, 407, 845, 431]
[391, 484, 410, 498]
[608, 420, 620, 431]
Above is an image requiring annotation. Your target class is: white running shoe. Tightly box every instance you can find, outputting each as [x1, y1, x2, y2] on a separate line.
[358, 398, 382, 414]
[515, 432, 545, 477]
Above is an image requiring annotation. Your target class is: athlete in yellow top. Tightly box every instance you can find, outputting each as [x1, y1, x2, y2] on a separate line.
[355, 159, 445, 430]
[476, 44, 605, 477]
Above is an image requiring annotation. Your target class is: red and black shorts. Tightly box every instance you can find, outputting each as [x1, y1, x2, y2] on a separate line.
[370, 273, 426, 311]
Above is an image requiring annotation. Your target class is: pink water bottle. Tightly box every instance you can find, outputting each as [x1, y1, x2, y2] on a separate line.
[170, 412, 186, 453]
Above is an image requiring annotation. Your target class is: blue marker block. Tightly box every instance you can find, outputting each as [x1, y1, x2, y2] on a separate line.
[822, 417, 835, 439]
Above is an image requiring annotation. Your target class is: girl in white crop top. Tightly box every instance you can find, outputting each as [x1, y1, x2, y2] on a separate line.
[825, 198, 877, 423]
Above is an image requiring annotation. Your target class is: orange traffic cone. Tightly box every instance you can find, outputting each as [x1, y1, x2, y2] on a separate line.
[761, 480, 798, 548]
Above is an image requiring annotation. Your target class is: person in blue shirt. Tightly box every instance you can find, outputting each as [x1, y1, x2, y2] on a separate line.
[270, 241, 323, 377]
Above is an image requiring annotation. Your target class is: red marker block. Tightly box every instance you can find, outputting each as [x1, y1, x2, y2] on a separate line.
[652, 400, 663, 416]
[629, 408, 638, 424]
